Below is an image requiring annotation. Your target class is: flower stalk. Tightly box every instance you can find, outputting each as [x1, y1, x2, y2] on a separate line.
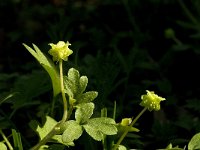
[113, 107, 147, 150]
[59, 60, 68, 123]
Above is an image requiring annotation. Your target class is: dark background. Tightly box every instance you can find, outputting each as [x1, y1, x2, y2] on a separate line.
[1, 0, 200, 149]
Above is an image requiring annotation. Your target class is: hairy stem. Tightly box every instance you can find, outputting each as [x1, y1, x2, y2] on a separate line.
[113, 107, 147, 150]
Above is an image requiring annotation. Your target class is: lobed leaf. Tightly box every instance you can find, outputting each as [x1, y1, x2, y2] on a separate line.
[62, 120, 83, 144]
[83, 117, 117, 141]
[76, 91, 98, 104]
[83, 124, 104, 141]
[75, 103, 94, 124]
[63, 68, 98, 104]
[188, 132, 200, 150]
[38, 144, 65, 150]
[0, 142, 7, 150]
[29, 116, 57, 140]
[52, 135, 74, 146]
[118, 145, 127, 150]
[79, 76, 88, 94]
[63, 76, 74, 98]
[67, 68, 80, 95]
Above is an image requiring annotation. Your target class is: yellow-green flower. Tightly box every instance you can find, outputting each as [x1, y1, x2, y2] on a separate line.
[48, 41, 73, 61]
[120, 118, 132, 126]
[140, 90, 166, 111]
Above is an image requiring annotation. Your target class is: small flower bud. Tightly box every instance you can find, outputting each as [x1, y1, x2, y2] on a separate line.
[140, 90, 165, 111]
[120, 118, 132, 126]
[48, 41, 73, 62]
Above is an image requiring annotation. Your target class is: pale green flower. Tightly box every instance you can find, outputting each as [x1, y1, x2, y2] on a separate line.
[140, 90, 166, 111]
[120, 118, 132, 126]
[48, 41, 73, 61]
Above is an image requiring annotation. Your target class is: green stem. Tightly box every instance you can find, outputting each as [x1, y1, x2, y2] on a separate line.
[172, 37, 182, 45]
[30, 60, 69, 150]
[59, 60, 68, 124]
[178, 0, 198, 25]
[122, 0, 140, 33]
[30, 123, 60, 150]
[50, 96, 56, 117]
[113, 107, 147, 150]
[0, 129, 13, 150]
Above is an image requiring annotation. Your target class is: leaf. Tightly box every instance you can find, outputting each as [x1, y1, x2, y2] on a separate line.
[63, 68, 98, 104]
[118, 145, 127, 150]
[12, 129, 23, 150]
[38, 144, 65, 150]
[83, 117, 117, 141]
[64, 68, 80, 98]
[63, 76, 74, 98]
[76, 91, 98, 104]
[0, 142, 7, 150]
[83, 124, 103, 141]
[75, 103, 94, 124]
[51, 135, 74, 146]
[164, 143, 183, 150]
[188, 132, 200, 150]
[79, 76, 88, 94]
[117, 124, 140, 136]
[0, 93, 17, 105]
[29, 116, 57, 140]
[23, 43, 60, 96]
[62, 120, 83, 144]
[67, 68, 80, 95]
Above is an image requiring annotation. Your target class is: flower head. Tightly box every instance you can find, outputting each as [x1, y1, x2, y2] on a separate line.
[48, 41, 73, 62]
[140, 90, 166, 111]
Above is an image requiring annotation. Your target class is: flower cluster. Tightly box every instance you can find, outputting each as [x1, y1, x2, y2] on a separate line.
[48, 41, 73, 62]
[140, 90, 166, 111]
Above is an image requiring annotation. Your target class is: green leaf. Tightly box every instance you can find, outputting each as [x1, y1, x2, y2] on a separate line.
[29, 116, 57, 140]
[38, 144, 65, 150]
[68, 68, 80, 95]
[63, 76, 74, 98]
[75, 103, 94, 124]
[117, 124, 140, 136]
[188, 132, 200, 150]
[23, 43, 60, 96]
[64, 68, 80, 98]
[0, 93, 17, 105]
[83, 117, 117, 141]
[12, 129, 23, 150]
[118, 145, 127, 150]
[63, 68, 98, 104]
[83, 124, 103, 141]
[51, 135, 74, 146]
[62, 120, 83, 144]
[38, 144, 66, 150]
[164, 143, 183, 149]
[76, 91, 98, 104]
[0, 142, 7, 150]
[79, 76, 88, 94]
